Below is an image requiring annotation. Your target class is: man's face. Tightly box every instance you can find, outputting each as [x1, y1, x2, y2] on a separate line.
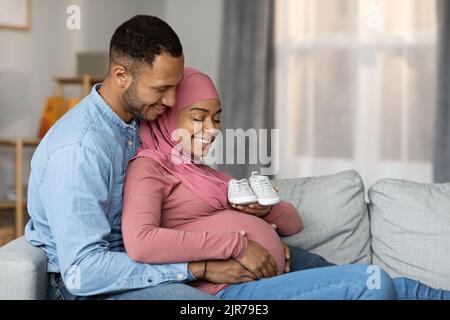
[122, 53, 184, 121]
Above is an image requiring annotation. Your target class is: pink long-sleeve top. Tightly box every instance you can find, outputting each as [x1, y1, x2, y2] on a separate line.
[122, 157, 303, 295]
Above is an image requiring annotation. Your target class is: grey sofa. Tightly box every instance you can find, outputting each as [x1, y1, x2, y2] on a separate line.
[1, 169, 449, 299]
[0, 235, 48, 299]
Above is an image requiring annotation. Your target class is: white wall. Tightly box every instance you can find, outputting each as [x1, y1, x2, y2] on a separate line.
[79, 0, 165, 52]
[165, 0, 223, 84]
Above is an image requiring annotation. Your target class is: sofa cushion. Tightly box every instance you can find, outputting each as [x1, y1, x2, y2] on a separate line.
[273, 170, 371, 265]
[369, 179, 450, 290]
[0, 236, 48, 299]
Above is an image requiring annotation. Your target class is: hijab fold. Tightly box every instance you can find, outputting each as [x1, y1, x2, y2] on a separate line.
[136, 67, 232, 209]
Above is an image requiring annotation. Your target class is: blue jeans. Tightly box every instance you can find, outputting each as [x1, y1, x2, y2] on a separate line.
[289, 246, 335, 270]
[217, 264, 397, 300]
[218, 254, 450, 300]
[48, 246, 450, 300]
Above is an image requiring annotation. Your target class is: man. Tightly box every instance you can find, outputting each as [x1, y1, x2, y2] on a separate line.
[25, 15, 289, 300]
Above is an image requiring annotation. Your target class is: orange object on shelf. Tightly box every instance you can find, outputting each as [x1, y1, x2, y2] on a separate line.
[38, 96, 67, 139]
[66, 97, 82, 111]
[37, 75, 102, 139]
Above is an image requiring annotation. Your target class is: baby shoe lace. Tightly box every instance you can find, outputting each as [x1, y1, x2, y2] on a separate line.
[252, 177, 273, 193]
[232, 179, 252, 192]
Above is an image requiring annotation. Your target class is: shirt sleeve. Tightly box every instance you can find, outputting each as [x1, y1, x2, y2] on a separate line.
[263, 201, 303, 236]
[122, 157, 248, 264]
[41, 146, 193, 296]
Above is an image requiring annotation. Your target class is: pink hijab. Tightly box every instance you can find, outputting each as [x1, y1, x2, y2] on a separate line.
[136, 67, 232, 209]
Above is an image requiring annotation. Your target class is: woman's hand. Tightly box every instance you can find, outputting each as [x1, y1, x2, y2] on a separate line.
[230, 186, 279, 218]
[202, 259, 258, 284]
[231, 203, 272, 218]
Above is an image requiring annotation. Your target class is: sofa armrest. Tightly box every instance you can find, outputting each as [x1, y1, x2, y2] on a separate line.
[0, 236, 48, 300]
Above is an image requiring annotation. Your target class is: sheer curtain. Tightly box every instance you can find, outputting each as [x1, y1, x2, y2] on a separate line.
[218, 0, 275, 179]
[275, 0, 437, 187]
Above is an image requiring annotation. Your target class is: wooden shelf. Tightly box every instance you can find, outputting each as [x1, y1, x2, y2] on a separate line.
[55, 75, 104, 97]
[54, 76, 103, 85]
[0, 201, 27, 211]
[0, 138, 40, 147]
[0, 226, 14, 246]
[0, 201, 15, 210]
[0, 138, 39, 237]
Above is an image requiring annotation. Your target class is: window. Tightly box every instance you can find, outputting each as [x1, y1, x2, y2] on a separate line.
[275, 0, 437, 186]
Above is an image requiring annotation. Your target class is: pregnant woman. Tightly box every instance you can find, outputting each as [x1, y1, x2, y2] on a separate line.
[121, 67, 397, 299]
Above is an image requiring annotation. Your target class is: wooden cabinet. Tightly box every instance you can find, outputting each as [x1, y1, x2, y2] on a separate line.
[0, 138, 40, 241]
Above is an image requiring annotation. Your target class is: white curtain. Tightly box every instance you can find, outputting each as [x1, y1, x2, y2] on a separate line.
[275, 0, 437, 187]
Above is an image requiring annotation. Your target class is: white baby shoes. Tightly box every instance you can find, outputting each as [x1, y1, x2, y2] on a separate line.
[228, 172, 280, 206]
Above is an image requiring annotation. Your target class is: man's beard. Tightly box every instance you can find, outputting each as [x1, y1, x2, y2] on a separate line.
[122, 80, 148, 120]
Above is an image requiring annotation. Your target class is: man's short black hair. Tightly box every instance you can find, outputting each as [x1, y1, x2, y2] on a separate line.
[109, 15, 182, 74]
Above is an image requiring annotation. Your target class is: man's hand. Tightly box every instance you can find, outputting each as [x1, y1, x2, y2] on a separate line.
[231, 203, 272, 218]
[237, 240, 279, 279]
[282, 242, 290, 273]
[188, 261, 207, 280]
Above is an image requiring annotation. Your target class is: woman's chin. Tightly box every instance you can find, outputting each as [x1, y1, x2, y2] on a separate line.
[190, 145, 212, 158]
[190, 151, 212, 163]
[192, 151, 206, 159]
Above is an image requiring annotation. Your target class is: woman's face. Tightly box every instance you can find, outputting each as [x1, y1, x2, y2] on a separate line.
[177, 99, 222, 158]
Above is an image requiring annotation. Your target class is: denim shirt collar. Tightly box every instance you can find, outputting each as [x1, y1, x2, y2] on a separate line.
[90, 83, 137, 132]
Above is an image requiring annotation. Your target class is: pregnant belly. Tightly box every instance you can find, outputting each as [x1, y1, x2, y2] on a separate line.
[175, 210, 285, 273]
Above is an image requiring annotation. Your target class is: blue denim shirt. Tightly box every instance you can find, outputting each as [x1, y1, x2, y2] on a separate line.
[25, 84, 193, 296]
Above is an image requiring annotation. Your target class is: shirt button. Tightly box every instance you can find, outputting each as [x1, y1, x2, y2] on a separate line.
[177, 274, 184, 280]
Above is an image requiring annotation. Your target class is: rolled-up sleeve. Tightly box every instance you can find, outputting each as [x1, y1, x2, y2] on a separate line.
[41, 146, 192, 296]
[264, 201, 303, 236]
